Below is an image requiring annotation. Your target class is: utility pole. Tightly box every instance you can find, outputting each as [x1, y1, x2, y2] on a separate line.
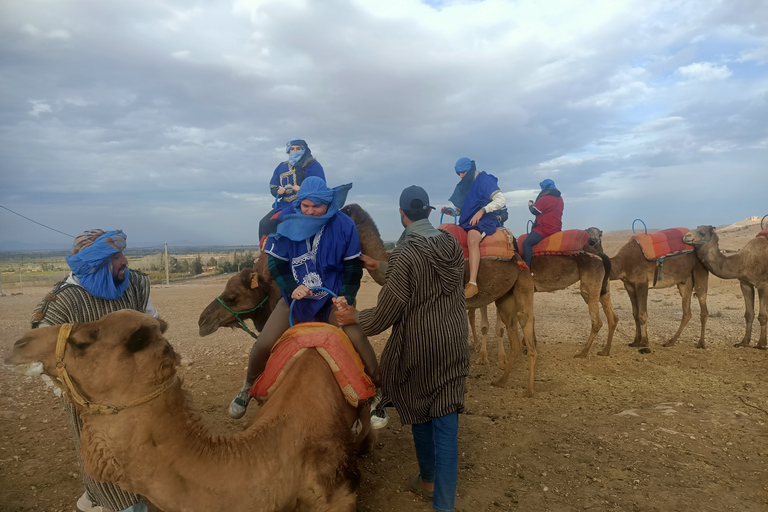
[164, 243, 170, 286]
[0, 273, 4, 296]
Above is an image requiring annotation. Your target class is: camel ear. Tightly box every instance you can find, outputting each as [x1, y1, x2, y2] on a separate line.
[158, 318, 169, 333]
[712, 227, 716, 233]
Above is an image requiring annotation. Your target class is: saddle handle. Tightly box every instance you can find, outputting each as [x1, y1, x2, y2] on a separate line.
[289, 286, 339, 328]
[440, 207, 458, 225]
[526, 219, 533, 235]
[632, 218, 647, 234]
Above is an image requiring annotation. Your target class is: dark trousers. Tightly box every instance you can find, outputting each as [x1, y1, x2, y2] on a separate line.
[522, 231, 545, 269]
[412, 412, 460, 512]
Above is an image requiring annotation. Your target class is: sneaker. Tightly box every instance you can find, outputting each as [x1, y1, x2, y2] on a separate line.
[464, 282, 478, 299]
[370, 407, 389, 429]
[228, 382, 253, 419]
[77, 491, 111, 512]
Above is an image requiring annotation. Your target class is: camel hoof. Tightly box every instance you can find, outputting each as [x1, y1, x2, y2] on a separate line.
[597, 350, 610, 357]
[628, 341, 643, 347]
[661, 341, 676, 348]
[756, 345, 767, 351]
[476, 352, 489, 365]
[524, 389, 534, 398]
[695, 344, 706, 350]
[497, 358, 508, 370]
[491, 379, 506, 388]
[573, 352, 588, 359]
[734, 342, 750, 348]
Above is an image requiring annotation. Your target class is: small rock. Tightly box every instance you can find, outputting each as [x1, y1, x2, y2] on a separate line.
[616, 409, 639, 417]
[734, 411, 749, 418]
[1, 411, 21, 420]
[180, 357, 194, 368]
[205, 375, 211, 380]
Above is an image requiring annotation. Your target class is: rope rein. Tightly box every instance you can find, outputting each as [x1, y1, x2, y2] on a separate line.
[215, 294, 270, 340]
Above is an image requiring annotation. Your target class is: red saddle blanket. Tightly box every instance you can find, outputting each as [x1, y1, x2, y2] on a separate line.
[631, 227, 692, 261]
[251, 322, 375, 407]
[438, 224, 517, 259]
[756, 229, 768, 240]
[517, 230, 590, 256]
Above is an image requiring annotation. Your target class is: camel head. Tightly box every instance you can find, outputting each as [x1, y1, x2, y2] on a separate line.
[586, 227, 603, 246]
[198, 267, 274, 336]
[5, 310, 179, 410]
[683, 225, 717, 247]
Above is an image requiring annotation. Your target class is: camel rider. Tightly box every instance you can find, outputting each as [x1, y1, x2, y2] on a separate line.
[258, 137, 326, 243]
[523, 178, 564, 273]
[31, 230, 156, 512]
[230, 177, 383, 425]
[442, 157, 506, 299]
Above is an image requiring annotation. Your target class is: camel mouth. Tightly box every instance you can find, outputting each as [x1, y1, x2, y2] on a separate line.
[3, 359, 44, 376]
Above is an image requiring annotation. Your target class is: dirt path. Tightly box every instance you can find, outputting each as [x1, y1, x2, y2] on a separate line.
[1, 274, 766, 511]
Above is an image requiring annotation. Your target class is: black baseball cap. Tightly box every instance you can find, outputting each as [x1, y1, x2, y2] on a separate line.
[399, 185, 435, 211]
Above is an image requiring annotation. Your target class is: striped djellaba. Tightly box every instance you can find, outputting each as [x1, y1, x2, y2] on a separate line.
[358, 230, 470, 425]
[31, 271, 151, 511]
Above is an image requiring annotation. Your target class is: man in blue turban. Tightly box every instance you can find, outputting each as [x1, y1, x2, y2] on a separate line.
[258, 137, 326, 243]
[229, 177, 382, 425]
[31, 229, 157, 512]
[443, 158, 507, 299]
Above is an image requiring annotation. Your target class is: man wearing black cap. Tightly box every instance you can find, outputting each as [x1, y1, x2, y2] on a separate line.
[334, 185, 470, 512]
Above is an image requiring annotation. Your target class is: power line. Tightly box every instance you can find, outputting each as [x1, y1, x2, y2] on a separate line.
[0, 204, 75, 238]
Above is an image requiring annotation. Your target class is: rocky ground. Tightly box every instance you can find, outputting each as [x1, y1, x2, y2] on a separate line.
[1, 231, 767, 511]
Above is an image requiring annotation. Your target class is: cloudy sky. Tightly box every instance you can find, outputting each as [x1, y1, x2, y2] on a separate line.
[1, 0, 766, 250]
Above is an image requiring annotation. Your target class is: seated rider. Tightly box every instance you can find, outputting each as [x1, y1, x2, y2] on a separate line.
[230, 177, 381, 422]
[258, 137, 325, 243]
[442, 157, 506, 299]
[523, 178, 564, 274]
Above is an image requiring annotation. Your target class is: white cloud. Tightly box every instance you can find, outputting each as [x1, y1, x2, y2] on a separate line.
[28, 100, 52, 116]
[676, 62, 732, 81]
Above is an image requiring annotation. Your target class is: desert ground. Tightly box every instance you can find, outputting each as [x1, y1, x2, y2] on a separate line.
[1, 226, 767, 512]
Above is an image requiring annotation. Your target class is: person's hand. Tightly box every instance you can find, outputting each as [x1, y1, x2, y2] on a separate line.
[360, 254, 380, 271]
[528, 200, 534, 206]
[469, 209, 484, 226]
[291, 285, 312, 300]
[277, 186, 286, 195]
[292, 185, 300, 193]
[332, 297, 357, 325]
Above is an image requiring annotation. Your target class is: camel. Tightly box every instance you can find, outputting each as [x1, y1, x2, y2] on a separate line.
[604, 231, 709, 349]
[5, 310, 374, 512]
[683, 225, 768, 348]
[198, 265, 281, 337]
[340, 204, 537, 396]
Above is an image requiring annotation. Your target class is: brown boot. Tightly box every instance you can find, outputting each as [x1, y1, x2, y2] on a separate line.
[464, 282, 478, 299]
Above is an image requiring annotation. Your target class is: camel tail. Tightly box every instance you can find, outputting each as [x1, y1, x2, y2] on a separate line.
[599, 254, 611, 296]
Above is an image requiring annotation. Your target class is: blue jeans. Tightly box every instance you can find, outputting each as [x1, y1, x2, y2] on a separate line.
[522, 231, 544, 269]
[411, 412, 459, 512]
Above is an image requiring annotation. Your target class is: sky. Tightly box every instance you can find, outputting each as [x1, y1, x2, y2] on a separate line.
[1, 0, 766, 250]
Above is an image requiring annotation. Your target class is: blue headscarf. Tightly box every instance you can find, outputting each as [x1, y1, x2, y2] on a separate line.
[449, 157, 477, 210]
[286, 137, 312, 168]
[273, 177, 353, 242]
[65, 230, 131, 300]
[540, 179, 555, 190]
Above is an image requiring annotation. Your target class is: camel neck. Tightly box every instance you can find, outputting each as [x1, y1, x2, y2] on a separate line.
[696, 238, 742, 279]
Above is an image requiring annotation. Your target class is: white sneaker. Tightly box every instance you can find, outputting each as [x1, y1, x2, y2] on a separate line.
[370, 407, 389, 429]
[77, 491, 111, 512]
[228, 382, 253, 419]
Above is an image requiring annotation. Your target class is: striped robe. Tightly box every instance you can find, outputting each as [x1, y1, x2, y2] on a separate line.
[31, 271, 151, 511]
[358, 231, 470, 425]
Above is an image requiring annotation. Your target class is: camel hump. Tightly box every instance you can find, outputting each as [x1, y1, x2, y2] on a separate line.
[438, 224, 517, 260]
[252, 322, 375, 407]
[631, 227, 693, 261]
[518, 229, 590, 256]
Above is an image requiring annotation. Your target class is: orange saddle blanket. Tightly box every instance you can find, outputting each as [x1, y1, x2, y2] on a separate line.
[438, 224, 517, 259]
[756, 229, 768, 240]
[251, 323, 375, 407]
[517, 230, 590, 256]
[631, 227, 693, 261]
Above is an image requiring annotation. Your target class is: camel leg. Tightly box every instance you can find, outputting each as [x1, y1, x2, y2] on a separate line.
[624, 283, 643, 346]
[574, 277, 602, 359]
[756, 285, 767, 349]
[735, 281, 755, 347]
[664, 278, 693, 347]
[316, 481, 356, 512]
[493, 279, 536, 396]
[634, 282, 650, 347]
[476, 306, 490, 365]
[467, 309, 480, 352]
[495, 307, 508, 370]
[693, 268, 708, 349]
[492, 300, 519, 389]
[598, 290, 619, 356]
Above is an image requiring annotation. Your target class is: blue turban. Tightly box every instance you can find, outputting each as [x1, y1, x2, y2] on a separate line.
[65, 230, 131, 300]
[273, 177, 353, 242]
[286, 137, 312, 167]
[540, 179, 556, 190]
[454, 157, 476, 174]
[449, 158, 477, 209]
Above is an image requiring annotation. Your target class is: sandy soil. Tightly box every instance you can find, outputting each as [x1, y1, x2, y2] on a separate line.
[1, 241, 767, 511]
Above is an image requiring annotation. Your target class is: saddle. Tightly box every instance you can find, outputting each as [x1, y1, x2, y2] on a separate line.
[438, 223, 517, 260]
[756, 229, 768, 240]
[250, 322, 375, 407]
[631, 228, 693, 261]
[517, 229, 592, 257]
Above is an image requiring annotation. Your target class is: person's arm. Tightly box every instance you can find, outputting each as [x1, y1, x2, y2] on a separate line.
[339, 258, 363, 305]
[356, 251, 411, 336]
[145, 297, 159, 318]
[269, 164, 283, 198]
[483, 190, 506, 213]
[267, 254, 299, 296]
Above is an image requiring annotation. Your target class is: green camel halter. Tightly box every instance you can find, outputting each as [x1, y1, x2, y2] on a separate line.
[215, 295, 270, 339]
